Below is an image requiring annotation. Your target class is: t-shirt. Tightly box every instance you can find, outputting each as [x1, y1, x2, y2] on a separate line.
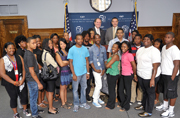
[161, 45, 180, 76]
[67, 45, 89, 76]
[136, 46, 161, 79]
[24, 50, 39, 81]
[121, 51, 134, 76]
[83, 43, 92, 50]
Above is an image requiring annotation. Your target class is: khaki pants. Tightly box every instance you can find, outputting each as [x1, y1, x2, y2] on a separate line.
[130, 80, 142, 103]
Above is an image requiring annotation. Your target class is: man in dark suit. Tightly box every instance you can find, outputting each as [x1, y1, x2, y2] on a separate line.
[92, 18, 106, 45]
[105, 17, 119, 45]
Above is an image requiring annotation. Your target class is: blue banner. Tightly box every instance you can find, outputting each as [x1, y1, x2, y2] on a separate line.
[69, 12, 138, 41]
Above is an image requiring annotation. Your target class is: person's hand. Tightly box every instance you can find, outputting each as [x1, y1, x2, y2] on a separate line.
[95, 69, 101, 73]
[171, 77, 175, 81]
[73, 74, 77, 81]
[101, 70, 105, 76]
[150, 79, 155, 88]
[18, 80, 24, 86]
[110, 65, 112, 68]
[134, 76, 138, 82]
[38, 83, 43, 90]
[86, 74, 90, 80]
[14, 81, 19, 86]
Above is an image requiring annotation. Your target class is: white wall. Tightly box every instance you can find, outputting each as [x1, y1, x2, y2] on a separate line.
[0, 0, 180, 28]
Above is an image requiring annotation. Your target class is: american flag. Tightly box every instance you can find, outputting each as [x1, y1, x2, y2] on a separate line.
[64, 3, 72, 41]
[128, 8, 137, 42]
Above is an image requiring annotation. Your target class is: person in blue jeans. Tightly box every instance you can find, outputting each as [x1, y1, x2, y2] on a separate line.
[67, 34, 91, 112]
[24, 37, 44, 118]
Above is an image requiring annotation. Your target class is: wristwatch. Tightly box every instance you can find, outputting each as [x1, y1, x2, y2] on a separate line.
[87, 72, 90, 74]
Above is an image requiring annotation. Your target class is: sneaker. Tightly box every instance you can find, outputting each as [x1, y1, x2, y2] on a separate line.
[13, 113, 22, 118]
[38, 109, 44, 114]
[87, 96, 92, 103]
[130, 102, 134, 105]
[92, 102, 102, 108]
[137, 101, 142, 105]
[32, 115, 42, 118]
[80, 103, 91, 109]
[98, 99, 105, 104]
[161, 110, 175, 117]
[73, 105, 79, 112]
[23, 109, 31, 116]
[156, 104, 168, 111]
[134, 105, 144, 110]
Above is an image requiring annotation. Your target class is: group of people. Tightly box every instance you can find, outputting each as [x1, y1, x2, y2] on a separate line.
[0, 17, 180, 118]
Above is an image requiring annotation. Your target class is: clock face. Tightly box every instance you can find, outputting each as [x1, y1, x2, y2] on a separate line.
[90, 0, 112, 12]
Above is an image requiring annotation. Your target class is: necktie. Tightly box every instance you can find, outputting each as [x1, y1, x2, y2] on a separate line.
[113, 27, 116, 39]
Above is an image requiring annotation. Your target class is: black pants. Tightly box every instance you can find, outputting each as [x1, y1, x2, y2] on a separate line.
[106, 74, 119, 109]
[138, 75, 160, 113]
[5, 83, 28, 108]
[119, 75, 133, 110]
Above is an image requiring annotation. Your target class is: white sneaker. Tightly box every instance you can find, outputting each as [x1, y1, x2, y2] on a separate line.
[98, 99, 105, 104]
[156, 104, 168, 111]
[137, 101, 142, 105]
[161, 110, 175, 117]
[92, 102, 102, 108]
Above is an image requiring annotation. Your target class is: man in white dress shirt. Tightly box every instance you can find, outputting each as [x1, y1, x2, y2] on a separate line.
[92, 18, 106, 45]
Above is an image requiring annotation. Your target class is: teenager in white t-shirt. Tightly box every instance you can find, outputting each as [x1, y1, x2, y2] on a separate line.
[135, 34, 161, 117]
[156, 32, 180, 117]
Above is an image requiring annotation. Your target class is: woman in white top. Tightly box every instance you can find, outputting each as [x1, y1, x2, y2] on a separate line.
[135, 34, 161, 117]
[42, 38, 59, 114]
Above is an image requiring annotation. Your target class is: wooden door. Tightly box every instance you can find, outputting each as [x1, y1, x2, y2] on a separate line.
[172, 13, 180, 49]
[0, 16, 28, 57]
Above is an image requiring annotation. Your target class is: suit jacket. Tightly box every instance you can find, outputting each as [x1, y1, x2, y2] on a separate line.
[105, 26, 119, 45]
[92, 27, 106, 45]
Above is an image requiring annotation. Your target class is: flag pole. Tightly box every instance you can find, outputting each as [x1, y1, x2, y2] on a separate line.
[134, 0, 138, 29]
[64, 3, 68, 32]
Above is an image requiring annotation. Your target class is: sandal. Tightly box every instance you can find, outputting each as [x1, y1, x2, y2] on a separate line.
[53, 97, 58, 102]
[42, 100, 48, 104]
[48, 110, 58, 114]
[119, 108, 125, 112]
[38, 103, 47, 108]
[65, 101, 72, 106]
[61, 104, 71, 109]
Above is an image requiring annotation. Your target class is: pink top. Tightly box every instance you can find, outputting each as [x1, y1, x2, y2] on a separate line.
[121, 51, 134, 76]
[54, 47, 59, 53]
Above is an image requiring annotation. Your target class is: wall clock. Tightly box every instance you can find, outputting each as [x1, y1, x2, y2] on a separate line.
[90, 0, 112, 12]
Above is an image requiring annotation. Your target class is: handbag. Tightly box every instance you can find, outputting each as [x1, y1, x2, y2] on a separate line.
[41, 52, 58, 81]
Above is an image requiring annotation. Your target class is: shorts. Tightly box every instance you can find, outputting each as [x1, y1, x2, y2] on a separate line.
[162, 74, 179, 99]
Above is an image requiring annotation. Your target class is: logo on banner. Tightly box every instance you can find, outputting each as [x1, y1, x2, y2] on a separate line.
[122, 25, 129, 33]
[76, 26, 83, 34]
[119, 15, 124, 18]
[99, 15, 106, 22]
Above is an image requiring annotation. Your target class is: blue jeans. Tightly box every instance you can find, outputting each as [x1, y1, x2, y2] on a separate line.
[73, 74, 87, 106]
[27, 81, 38, 117]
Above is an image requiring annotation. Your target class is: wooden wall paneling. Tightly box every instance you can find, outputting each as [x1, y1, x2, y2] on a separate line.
[138, 26, 172, 43]
[172, 13, 180, 49]
[28, 28, 64, 40]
